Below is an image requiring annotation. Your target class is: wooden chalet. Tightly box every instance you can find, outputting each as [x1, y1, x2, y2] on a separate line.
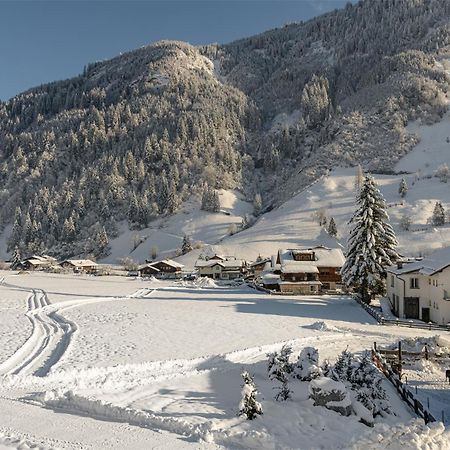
[149, 259, 184, 278]
[19, 255, 57, 271]
[261, 246, 345, 294]
[138, 264, 160, 277]
[60, 259, 98, 273]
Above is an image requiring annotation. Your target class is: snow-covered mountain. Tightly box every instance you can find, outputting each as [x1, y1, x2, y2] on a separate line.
[0, 0, 449, 260]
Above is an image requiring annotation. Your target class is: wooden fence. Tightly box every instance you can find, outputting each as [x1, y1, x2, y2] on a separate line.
[371, 345, 436, 424]
[354, 295, 450, 331]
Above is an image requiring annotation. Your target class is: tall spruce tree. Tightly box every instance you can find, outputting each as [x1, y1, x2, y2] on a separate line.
[10, 247, 21, 269]
[431, 201, 446, 226]
[341, 175, 399, 303]
[327, 217, 338, 237]
[398, 178, 408, 198]
[181, 234, 193, 255]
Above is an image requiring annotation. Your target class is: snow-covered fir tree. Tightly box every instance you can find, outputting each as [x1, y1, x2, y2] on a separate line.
[341, 175, 399, 303]
[398, 178, 408, 198]
[181, 234, 193, 255]
[253, 193, 262, 216]
[238, 371, 263, 420]
[267, 345, 293, 401]
[10, 247, 21, 269]
[327, 217, 337, 237]
[431, 201, 446, 226]
[294, 347, 321, 381]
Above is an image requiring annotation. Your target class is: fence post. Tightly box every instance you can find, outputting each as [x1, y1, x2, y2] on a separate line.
[374, 342, 377, 353]
[414, 399, 419, 414]
[425, 345, 429, 361]
[398, 341, 402, 378]
[442, 410, 445, 424]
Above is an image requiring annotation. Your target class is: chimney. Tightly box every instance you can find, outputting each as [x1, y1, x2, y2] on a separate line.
[397, 262, 403, 269]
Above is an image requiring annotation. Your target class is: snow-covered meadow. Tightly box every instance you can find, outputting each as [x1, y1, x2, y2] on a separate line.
[1, 272, 450, 449]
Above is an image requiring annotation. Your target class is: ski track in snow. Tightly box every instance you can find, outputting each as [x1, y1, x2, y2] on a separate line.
[0, 281, 153, 378]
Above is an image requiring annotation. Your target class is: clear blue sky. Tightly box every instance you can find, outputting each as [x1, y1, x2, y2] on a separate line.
[0, 1, 350, 101]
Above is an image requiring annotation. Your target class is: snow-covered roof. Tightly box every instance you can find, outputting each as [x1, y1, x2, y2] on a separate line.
[278, 246, 345, 268]
[278, 281, 322, 285]
[24, 259, 49, 266]
[62, 259, 97, 267]
[281, 261, 319, 274]
[152, 259, 184, 269]
[250, 258, 271, 267]
[261, 273, 280, 283]
[195, 259, 244, 269]
[138, 264, 160, 272]
[23, 255, 56, 263]
[387, 247, 450, 276]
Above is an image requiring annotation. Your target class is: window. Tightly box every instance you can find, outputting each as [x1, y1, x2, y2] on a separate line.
[444, 290, 450, 301]
[310, 285, 315, 292]
[410, 278, 419, 289]
[391, 275, 394, 287]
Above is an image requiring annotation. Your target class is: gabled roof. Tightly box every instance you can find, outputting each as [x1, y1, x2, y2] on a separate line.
[208, 254, 226, 261]
[151, 259, 184, 269]
[277, 246, 345, 268]
[387, 247, 450, 277]
[62, 259, 97, 267]
[195, 259, 244, 269]
[138, 264, 160, 272]
[24, 259, 49, 266]
[250, 258, 271, 267]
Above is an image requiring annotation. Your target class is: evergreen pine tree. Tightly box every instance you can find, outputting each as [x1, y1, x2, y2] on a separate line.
[253, 193, 262, 216]
[238, 371, 263, 420]
[294, 347, 321, 381]
[398, 178, 408, 198]
[327, 217, 338, 237]
[431, 201, 446, 226]
[181, 235, 193, 255]
[341, 175, 399, 303]
[267, 345, 293, 401]
[10, 247, 21, 270]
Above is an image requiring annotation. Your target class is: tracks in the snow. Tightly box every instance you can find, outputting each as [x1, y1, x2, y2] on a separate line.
[0, 283, 154, 378]
[0, 288, 77, 377]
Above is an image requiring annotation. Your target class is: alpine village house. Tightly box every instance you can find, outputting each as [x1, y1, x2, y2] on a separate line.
[386, 247, 450, 325]
[195, 255, 246, 280]
[260, 246, 345, 294]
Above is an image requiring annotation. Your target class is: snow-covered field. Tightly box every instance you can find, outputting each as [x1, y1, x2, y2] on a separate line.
[1, 272, 450, 449]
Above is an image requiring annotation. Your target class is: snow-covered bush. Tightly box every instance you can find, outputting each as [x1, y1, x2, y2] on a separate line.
[309, 377, 352, 416]
[238, 371, 263, 420]
[399, 215, 412, 231]
[267, 345, 293, 401]
[294, 347, 322, 381]
[435, 163, 449, 183]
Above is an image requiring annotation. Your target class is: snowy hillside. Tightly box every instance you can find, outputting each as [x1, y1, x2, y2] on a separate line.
[102, 190, 253, 264]
[178, 101, 450, 269]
